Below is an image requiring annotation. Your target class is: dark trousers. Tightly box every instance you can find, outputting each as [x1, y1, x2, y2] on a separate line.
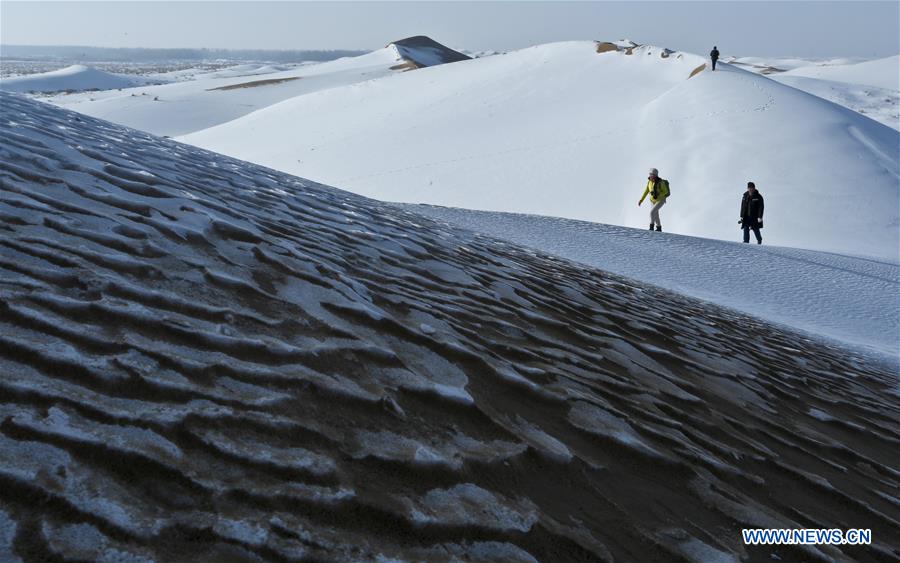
[743, 224, 761, 243]
[711, 58, 717, 70]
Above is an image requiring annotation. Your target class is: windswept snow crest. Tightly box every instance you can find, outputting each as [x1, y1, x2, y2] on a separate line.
[179, 40, 900, 261]
[1, 92, 898, 561]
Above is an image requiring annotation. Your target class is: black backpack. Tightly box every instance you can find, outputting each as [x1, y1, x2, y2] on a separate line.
[651, 179, 671, 199]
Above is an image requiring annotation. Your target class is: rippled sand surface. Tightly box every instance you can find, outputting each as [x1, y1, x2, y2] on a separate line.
[1, 93, 897, 561]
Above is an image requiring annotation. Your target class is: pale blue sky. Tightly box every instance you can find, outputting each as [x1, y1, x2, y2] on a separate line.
[2, 1, 898, 58]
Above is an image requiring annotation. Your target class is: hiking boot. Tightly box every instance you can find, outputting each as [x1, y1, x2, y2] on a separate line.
[757, 240, 762, 245]
[655, 225, 662, 232]
[649, 224, 654, 230]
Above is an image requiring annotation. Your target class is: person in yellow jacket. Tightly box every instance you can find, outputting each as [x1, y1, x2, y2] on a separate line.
[638, 167, 669, 232]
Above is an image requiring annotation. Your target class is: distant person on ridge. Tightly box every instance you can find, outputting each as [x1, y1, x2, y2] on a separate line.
[739, 181, 764, 244]
[710, 46, 720, 71]
[638, 168, 669, 232]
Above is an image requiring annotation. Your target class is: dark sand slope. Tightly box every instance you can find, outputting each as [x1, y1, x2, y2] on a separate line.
[389, 36, 471, 68]
[0, 92, 898, 562]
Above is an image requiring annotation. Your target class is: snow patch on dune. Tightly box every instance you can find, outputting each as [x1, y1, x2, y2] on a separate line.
[0, 64, 159, 93]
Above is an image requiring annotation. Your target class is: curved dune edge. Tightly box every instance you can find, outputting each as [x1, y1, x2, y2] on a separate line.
[1, 92, 898, 561]
[206, 76, 302, 91]
[689, 63, 707, 78]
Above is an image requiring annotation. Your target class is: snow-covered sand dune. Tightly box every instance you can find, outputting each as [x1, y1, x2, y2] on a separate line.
[43, 36, 469, 138]
[402, 204, 900, 356]
[180, 41, 900, 261]
[41, 49, 402, 137]
[730, 55, 869, 75]
[778, 55, 900, 92]
[730, 54, 900, 130]
[390, 35, 471, 68]
[1, 93, 899, 561]
[771, 74, 898, 131]
[0, 64, 159, 93]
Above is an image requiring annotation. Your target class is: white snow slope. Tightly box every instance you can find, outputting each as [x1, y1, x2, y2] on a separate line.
[180, 41, 900, 262]
[404, 205, 900, 357]
[3, 91, 899, 562]
[42, 39, 467, 138]
[0, 64, 158, 93]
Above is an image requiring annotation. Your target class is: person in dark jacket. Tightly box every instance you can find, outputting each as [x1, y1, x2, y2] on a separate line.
[739, 181, 764, 244]
[710, 46, 720, 71]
